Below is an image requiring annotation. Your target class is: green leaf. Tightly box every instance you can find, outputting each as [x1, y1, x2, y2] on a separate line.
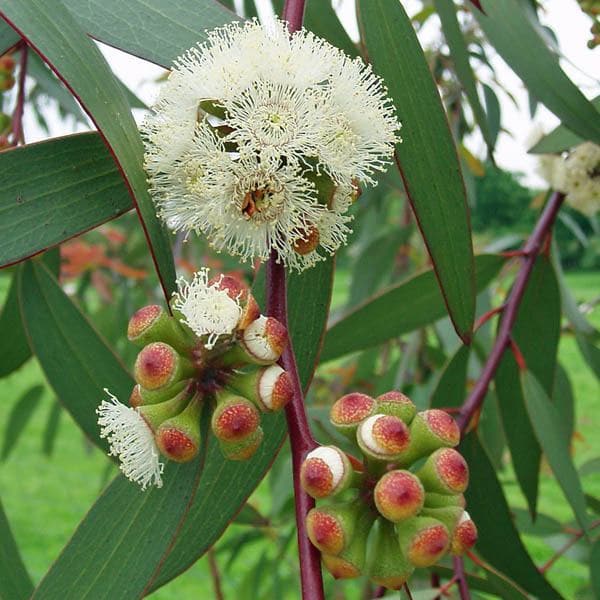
[321, 254, 503, 363]
[553, 363, 575, 447]
[429, 344, 470, 408]
[358, 0, 476, 342]
[42, 400, 62, 457]
[460, 432, 563, 600]
[0, 133, 132, 268]
[591, 540, 600, 600]
[0, 498, 33, 600]
[511, 508, 563, 537]
[0, 18, 19, 54]
[150, 261, 335, 590]
[529, 95, 600, 154]
[232, 503, 269, 527]
[475, 0, 600, 145]
[522, 370, 591, 535]
[434, 0, 494, 151]
[0, 1, 176, 296]
[1, 385, 43, 461]
[483, 83, 501, 149]
[33, 410, 211, 599]
[0, 270, 30, 377]
[576, 334, 600, 380]
[19, 261, 133, 452]
[62, 0, 238, 68]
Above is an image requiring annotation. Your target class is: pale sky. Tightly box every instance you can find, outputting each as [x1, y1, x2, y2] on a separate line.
[22, 0, 600, 187]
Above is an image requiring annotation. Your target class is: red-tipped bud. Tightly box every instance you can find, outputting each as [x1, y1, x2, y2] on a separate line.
[208, 275, 260, 330]
[0, 55, 15, 71]
[424, 492, 466, 509]
[0, 71, 14, 91]
[239, 315, 288, 365]
[132, 380, 191, 407]
[416, 448, 469, 494]
[397, 410, 460, 466]
[212, 395, 261, 443]
[306, 503, 359, 555]
[421, 506, 463, 533]
[369, 521, 413, 590]
[397, 517, 450, 568]
[155, 395, 203, 462]
[357, 414, 411, 461]
[0, 112, 10, 136]
[374, 470, 424, 523]
[137, 386, 193, 432]
[329, 393, 376, 437]
[219, 427, 263, 460]
[238, 293, 261, 330]
[134, 342, 195, 391]
[227, 365, 293, 412]
[127, 304, 192, 353]
[300, 446, 356, 499]
[129, 385, 144, 408]
[450, 511, 478, 555]
[375, 391, 416, 424]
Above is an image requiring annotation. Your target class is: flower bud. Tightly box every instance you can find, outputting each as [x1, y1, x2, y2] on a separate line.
[420, 506, 463, 534]
[292, 224, 320, 255]
[227, 365, 293, 412]
[397, 410, 460, 466]
[156, 394, 203, 462]
[373, 470, 424, 523]
[416, 448, 469, 495]
[131, 380, 191, 407]
[0, 71, 14, 91]
[321, 508, 375, 579]
[127, 304, 192, 353]
[450, 511, 478, 555]
[424, 492, 465, 509]
[329, 393, 376, 438]
[209, 275, 260, 330]
[239, 315, 288, 365]
[211, 393, 261, 443]
[306, 502, 360, 555]
[397, 516, 450, 568]
[375, 391, 416, 424]
[369, 521, 413, 590]
[356, 414, 410, 461]
[0, 112, 10, 136]
[300, 446, 357, 499]
[137, 386, 193, 432]
[0, 55, 15, 71]
[219, 427, 264, 460]
[134, 342, 195, 391]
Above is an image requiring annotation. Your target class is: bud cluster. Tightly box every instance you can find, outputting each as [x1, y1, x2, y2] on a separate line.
[97, 269, 292, 490]
[576, 0, 600, 47]
[300, 391, 477, 589]
[0, 53, 15, 150]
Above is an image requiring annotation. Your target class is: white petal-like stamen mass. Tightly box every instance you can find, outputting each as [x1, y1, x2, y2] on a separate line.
[144, 19, 401, 271]
[97, 390, 163, 490]
[172, 268, 242, 349]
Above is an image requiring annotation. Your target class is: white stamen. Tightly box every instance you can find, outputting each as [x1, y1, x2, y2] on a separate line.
[357, 414, 388, 456]
[306, 446, 345, 487]
[96, 389, 163, 490]
[242, 315, 278, 362]
[258, 364, 285, 410]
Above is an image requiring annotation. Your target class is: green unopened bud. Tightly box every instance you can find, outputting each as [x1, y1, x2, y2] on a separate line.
[219, 426, 264, 460]
[424, 492, 465, 509]
[397, 516, 450, 568]
[0, 71, 14, 91]
[137, 385, 193, 431]
[134, 342, 195, 391]
[306, 502, 361, 556]
[226, 365, 293, 412]
[421, 506, 463, 534]
[329, 393, 376, 438]
[300, 446, 360, 499]
[450, 511, 478, 555]
[0, 112, 10, 136]
[375, 391, 416, 424]
[369, 520, 414, 590]
[131, 380, 191, 407]
[397, 410, 460, 466]
[212, 391, 261, 443]
[127, 304, 193, 353]
[155, 393, 203, 462]
[374, 470, 424, 523]
[416, 448, 469, 495]
[356, 414, 411, 462]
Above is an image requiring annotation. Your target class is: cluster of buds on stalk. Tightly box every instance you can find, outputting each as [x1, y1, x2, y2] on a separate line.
[97, 269, 293, 490]
[300, 391, 477, 589]
[0, 52, 15, 150]
[577, 0, 600, 47]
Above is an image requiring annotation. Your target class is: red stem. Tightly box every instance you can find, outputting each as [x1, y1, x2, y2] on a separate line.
[282, 0, 306, 32]
[266, 255, 322, 600]
[457, 192, 565, 432]
[10, 43, 28, 146]
[453, 557, 471, 600]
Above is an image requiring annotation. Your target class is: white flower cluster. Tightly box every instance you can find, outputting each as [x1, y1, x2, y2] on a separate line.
[538, 142, 600, 217]
[144, 20, 401, 270]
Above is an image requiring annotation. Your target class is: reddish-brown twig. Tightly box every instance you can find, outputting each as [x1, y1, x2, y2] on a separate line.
[207, 548, 225, 600]
[10, 43, 28, 146]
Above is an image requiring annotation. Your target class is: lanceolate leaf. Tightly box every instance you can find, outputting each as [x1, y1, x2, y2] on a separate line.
[460, 432, 563, 600]
[434, 0, 494, 151]
[0, 498, 33, 600]
[529, 96, 600, 154]
[0, 17, 18, 54]
[321, 255, 503, 363]
[358, 0, 476, 343]
[19, 261, 132, 453]
[0, 1, 176, 297]
[429, 344, 471, 408]
[475, 0, 600, 145]
[1, 385, 43, 461]
[483, 83, 501, 149]
[62, 0, 237, 68]
[522, 370, 591, 535]
[0, 270, 31, 377]
[0, 133, 132, 268]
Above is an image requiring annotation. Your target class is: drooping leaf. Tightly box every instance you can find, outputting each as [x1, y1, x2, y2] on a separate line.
[576, 334, 600, 380]
[0, 498, 33, 600]
[0, 1, 176, 297]
[358, 0, 476, 343]
[529, 96, 600, 154]
[483, 83, 501, 148]
[429, 344, 470, 408]
[42, 399, 62, 457]
[552, 363, 575, 447]
[434, 0, 494, 151]
[475, 0, 600, 144]
[62, 0, 238, 68]
[522, 370, 591, 535]
[0, 133, 132, 268]
[19, 261, 132, 452]
[1, 385, 43, 461]
[460, 432, 564, 599]
[0, 270, 30, 377]
[0, 18, 18, 54]
[511, 508, 563, 537]
[591, 540, 600, 599]
[321, 254, 503, 363]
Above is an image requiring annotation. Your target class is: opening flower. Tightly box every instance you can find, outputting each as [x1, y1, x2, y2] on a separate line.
[144, 19, 401, 271]
[96, 389, 163, 490]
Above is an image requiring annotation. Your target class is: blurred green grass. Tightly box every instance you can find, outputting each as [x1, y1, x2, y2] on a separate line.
[0, 270, 598, 598]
